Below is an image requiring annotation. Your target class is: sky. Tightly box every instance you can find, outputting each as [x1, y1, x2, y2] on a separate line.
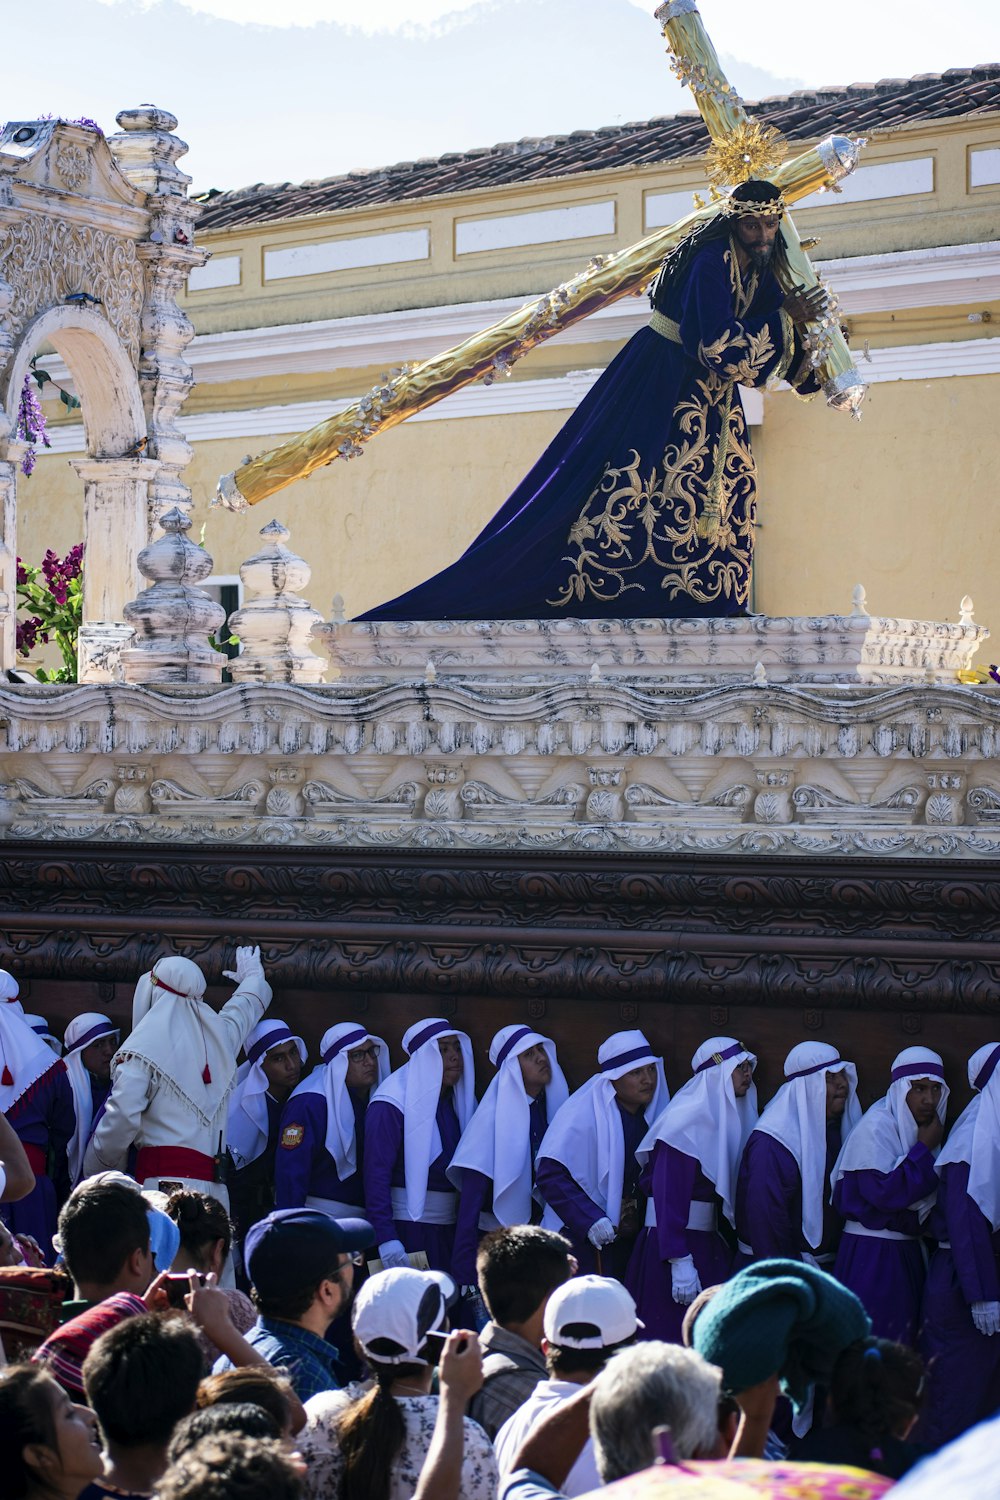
[6, 0, 998, 196]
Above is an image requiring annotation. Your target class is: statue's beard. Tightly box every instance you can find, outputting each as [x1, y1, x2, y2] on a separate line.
[745, 243, 774, 272]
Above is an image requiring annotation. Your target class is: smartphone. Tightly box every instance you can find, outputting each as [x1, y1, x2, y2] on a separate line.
[163, 1272, 206, 1307]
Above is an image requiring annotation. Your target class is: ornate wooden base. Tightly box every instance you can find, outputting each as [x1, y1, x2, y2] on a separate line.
[5, 841, 1000, 1107]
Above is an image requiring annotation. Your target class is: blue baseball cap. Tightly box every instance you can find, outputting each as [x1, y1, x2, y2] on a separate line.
[245, 1207, 375, 1299]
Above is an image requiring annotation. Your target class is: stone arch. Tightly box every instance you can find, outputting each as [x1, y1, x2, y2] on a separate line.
[2, 303, 145, 455]
[0, 306, 157, 679]
[0, 108, 205, 680]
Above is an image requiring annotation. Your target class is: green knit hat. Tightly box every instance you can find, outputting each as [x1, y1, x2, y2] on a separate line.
[691, 1258, 871, 1408]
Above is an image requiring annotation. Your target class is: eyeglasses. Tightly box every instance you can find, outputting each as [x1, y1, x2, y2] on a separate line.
[347, 1046, 379, 1063]
[339, 1251, 366, 1270]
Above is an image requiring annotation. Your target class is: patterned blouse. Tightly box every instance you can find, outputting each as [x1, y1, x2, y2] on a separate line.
[299, 1386, 498, 1500]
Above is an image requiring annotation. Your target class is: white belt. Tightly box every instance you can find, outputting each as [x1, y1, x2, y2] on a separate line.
[644, 1199, 717, 1232]
[844, 1220, 914, 1243]
[305, 1194, 364, 1219]
[391, 1187, 457, 1225]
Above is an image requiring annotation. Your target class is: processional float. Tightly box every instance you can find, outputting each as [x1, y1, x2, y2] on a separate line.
[214, 0, 867, 516]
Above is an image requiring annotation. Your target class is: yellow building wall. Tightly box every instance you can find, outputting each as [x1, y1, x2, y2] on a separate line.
[754, 371, 1000, 630]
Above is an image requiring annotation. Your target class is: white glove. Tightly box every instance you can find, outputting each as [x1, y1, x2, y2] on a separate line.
[670, 1255, 702, 1306]
[223, 945, 263, 984]
[587, 1216, 616, 1249]
[972, 1300, 1000, 1336]
[379, 1239, 409, 1269]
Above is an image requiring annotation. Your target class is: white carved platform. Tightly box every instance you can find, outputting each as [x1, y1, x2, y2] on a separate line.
[320, 606, 986, 686]
[1, 670, 1000, 858]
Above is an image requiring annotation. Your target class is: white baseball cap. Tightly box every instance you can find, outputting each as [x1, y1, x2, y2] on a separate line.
[352, 1266, 457, 1365]
[543, 1274, 643, 1349]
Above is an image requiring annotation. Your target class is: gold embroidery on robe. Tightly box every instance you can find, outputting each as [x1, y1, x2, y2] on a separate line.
[548, 379, 756, 610]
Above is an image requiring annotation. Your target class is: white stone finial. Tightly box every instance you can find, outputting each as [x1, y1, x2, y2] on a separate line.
[960, 595, 976, 627]
[424, 659, 437, 683]
[589, 661, 602, 683]
[329, 593, 347, 625]
[851, 583, 868, 617]
[228, 518, 326, 684]
[752, 661, 768, 687]
[120, 507, 227, 684]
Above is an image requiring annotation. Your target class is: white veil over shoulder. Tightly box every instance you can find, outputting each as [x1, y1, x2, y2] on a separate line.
[64, 1012, 120, 1183]
[448, 1024, 569, 1225]
[0, 970, 60, 1114]
[289, 1021, 390, 1178]
[638, 1036, 757, 1226]
[936, 1042, 1000, 1230]
[120, 957, 241, 1127]
[227, 1019, 307, 1169]
[753, 1040, 861, 1249]
[832, 1046, 948, 1223]
[537, 1030, 669, 1227]
[371, 1017, 476, 1221]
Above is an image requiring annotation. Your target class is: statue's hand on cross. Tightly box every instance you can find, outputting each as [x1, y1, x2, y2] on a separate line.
[783, 284, 830, 327]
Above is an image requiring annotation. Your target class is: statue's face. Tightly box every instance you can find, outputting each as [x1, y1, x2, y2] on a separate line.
[733, 213, 780, 270]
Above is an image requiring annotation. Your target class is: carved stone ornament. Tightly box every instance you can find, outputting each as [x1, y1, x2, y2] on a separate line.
[0, 668, 994, 857]
[320, 613, 989, 687]
[0, 218, 143, 362]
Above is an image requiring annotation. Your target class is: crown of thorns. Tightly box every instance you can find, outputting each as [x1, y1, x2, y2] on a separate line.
[720, 194, 786, 219]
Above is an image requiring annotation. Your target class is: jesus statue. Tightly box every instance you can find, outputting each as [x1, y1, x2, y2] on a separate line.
[359, 180, 828, 623]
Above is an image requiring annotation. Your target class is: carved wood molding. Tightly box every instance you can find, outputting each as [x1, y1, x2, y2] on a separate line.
[1, 842, 999, 1012]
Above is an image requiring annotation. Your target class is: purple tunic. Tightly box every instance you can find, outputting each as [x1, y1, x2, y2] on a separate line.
[919, 1161, 1000, 1448]
[363, 1089, 462, 1274]
[735, 1123, 843, 1264]
[1, 1061, 75, 1260]
[273, 1089, 367, 1210]
[625, 1143, 733, 1343]
[832, 1143, 936, 1346]
[536, 1099, 647, 1280]
[452, 1093, 548, 1284]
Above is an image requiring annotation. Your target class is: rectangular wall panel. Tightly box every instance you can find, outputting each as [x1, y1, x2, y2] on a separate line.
[264, 228, 430, 282]
[187, 255, 241, 291]
[455, 201, 615, 255]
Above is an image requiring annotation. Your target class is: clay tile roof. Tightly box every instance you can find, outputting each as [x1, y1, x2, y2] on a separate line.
[195, 63, 1000, 231]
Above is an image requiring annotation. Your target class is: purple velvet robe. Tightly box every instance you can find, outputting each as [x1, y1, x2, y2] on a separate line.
[919, 1161, 1000, 1448]
[1, 1061, 75, 1259]
[452, 1093, 548, 1285]
[535, 1098, 647, 1280]
[735, 1122, 843, 1263]
[832, 1143, 936, 1346]
[625, 1143, 733, 1343]
[273, 1089, 367, 1210]
[363, 1089, 462, 1274]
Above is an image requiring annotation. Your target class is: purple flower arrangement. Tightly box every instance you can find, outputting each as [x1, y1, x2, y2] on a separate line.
[15, 374, 51, 476]
[16, 543, 83, 681]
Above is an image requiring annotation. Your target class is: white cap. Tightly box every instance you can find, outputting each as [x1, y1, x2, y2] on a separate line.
[543, 1274, 643, 1350]
[352, 1266, 456, 1365]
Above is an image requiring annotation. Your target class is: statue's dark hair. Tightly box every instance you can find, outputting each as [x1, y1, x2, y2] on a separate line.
[649, 180, 792, 313]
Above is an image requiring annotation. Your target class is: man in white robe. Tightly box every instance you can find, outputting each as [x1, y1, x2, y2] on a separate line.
[84, 949, 271, 1212]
